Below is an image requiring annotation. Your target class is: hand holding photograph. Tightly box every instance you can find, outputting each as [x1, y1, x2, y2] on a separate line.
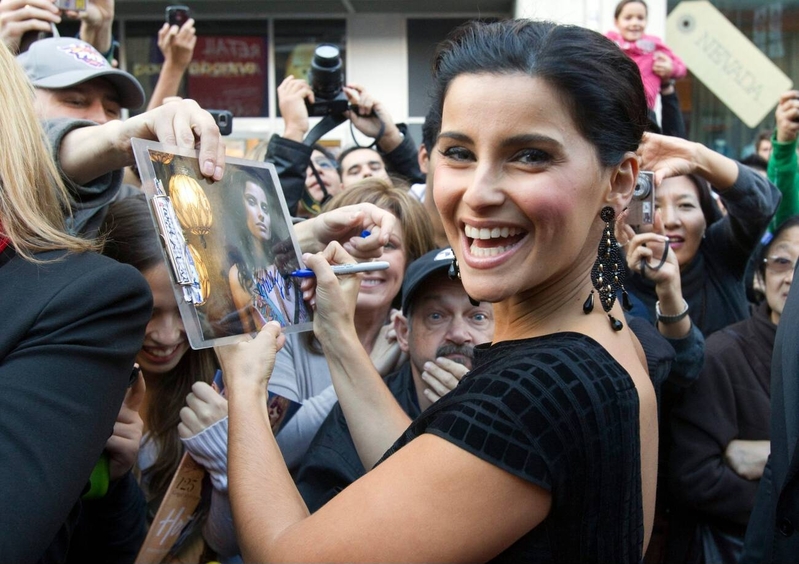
[132, 139, 313, 349]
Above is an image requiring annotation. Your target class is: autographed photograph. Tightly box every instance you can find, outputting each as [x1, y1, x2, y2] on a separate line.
[132, 139, 313, 349]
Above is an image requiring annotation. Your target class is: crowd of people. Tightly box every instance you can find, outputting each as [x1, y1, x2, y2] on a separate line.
[1, 1, 798, 563]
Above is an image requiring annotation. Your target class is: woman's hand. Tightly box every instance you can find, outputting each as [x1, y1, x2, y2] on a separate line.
[295, 202, 398, 258]
[215, 321, 285, 394]
[300, 242, 362, 345]
[178, 381, 228, 439]
[638, 132, 738, 190]
[619, 210, 692, 338]
[621, 211, 681, 292]
[105, 369, 146, 481]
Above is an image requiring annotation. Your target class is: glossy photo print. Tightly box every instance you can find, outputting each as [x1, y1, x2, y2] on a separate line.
[132, 139, 313, 349]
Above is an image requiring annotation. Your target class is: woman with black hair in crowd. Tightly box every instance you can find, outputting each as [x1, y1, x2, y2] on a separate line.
[623, 167, 778, 337]
[217, 19, 662, 562]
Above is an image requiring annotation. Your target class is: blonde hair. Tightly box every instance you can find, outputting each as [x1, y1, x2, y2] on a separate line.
[0, 42, 95, 260]
[323, 177, 435, 265]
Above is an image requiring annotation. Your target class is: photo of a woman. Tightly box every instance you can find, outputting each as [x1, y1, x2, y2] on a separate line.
[226, 170, 311, 331]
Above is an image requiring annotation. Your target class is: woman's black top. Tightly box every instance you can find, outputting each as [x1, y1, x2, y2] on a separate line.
[380, 332, 644, 563]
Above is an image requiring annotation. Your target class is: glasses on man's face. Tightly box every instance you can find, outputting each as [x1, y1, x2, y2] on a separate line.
[763, 255, 797, 274]
[312, 158, 337, 171]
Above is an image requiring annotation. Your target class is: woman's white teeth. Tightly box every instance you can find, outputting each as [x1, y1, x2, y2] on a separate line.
[465, 225, 520, 239]
[470, 243, 512, 257]
[146, 346, 176, 357]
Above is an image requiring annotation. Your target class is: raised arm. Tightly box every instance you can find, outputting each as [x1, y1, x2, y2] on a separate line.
[768, 90, 799, 229]
[303, 243, 413, 469]
[57, 99, 225, 185]
[146, 19, 196, 111]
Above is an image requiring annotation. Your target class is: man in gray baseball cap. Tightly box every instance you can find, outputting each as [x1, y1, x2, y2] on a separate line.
[18, 36, 144, 124]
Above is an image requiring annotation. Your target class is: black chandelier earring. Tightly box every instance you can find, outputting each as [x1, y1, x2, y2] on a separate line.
[448, 257, 461, 280]
[583, 206, 633, 331]
[449, 257, 480, 307]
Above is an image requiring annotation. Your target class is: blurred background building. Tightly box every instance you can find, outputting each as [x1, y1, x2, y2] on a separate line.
[99, 0, 794, 158]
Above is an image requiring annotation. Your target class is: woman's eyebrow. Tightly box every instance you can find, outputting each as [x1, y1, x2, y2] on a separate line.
[437, 131, 561, 149]
[498, 133, 561, 149]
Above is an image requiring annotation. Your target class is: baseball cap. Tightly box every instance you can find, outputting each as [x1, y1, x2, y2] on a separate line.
[401, 247, 457, 315]
[17, 37, 145, 110]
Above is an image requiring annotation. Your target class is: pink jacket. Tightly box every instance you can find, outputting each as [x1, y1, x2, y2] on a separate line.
[606, 30, 687, 109]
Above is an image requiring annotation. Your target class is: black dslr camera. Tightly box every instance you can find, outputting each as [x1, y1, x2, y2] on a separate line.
[306, 44, 350, 117]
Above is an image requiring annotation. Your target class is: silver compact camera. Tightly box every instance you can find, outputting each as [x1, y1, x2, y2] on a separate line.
[627, 170, 655, 227]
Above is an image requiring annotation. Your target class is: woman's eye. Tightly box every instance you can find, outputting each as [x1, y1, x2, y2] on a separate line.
[514, 148, 551, 165]
[439, 146, 473, 162]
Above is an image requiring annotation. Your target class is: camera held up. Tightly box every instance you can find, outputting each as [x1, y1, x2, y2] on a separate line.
[306, 44, 350, 117]
[627, 171, 656, 227]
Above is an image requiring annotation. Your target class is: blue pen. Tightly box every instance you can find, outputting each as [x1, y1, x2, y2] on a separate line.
[290, 261, 390, 278]
[361, 230, 371, 238]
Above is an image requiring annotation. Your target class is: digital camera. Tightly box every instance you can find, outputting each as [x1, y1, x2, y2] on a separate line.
[627, 170, 656, 227]
[306, 44, 350, 117]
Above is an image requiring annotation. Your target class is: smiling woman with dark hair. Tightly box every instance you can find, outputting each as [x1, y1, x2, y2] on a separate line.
[220, 19, 662, 563]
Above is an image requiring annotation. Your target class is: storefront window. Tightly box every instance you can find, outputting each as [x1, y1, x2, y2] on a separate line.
[124, 20, 269, 117]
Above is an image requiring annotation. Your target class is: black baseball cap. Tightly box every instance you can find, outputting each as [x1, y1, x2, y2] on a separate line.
[401, 247, 456, 315]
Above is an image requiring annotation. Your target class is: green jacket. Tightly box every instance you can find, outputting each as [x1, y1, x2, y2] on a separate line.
[767, 132, 799, 231]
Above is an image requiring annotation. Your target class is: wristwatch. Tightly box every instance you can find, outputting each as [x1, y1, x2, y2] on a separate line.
[656, 299, 689, 324]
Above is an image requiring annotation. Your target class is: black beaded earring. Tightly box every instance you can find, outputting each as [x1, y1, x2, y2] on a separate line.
[449, 257, 480, 307]
[583, 206, 633, 331]
[448, 257, 460, 280]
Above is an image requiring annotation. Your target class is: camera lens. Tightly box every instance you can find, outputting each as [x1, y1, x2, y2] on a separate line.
[634, 173, 652, 200]
[309, 44, 343, 100]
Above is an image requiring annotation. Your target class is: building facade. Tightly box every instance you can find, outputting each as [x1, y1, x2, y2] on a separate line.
[111, 0, 796, 158]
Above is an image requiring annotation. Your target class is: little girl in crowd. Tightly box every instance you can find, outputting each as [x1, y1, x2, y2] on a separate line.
[606, 0, 686, 110]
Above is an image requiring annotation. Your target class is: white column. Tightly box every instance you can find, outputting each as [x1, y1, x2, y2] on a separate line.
[342, 14, 409, 146]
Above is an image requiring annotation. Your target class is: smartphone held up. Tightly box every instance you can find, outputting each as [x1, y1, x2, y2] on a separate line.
[166, 5, 191, 27]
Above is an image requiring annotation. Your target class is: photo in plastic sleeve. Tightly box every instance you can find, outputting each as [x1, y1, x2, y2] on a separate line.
[131, 138, 313, 349]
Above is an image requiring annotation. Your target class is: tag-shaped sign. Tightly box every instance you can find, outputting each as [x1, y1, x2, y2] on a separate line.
[666, 0, 793, 128]
[134, 454, 206, 564]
